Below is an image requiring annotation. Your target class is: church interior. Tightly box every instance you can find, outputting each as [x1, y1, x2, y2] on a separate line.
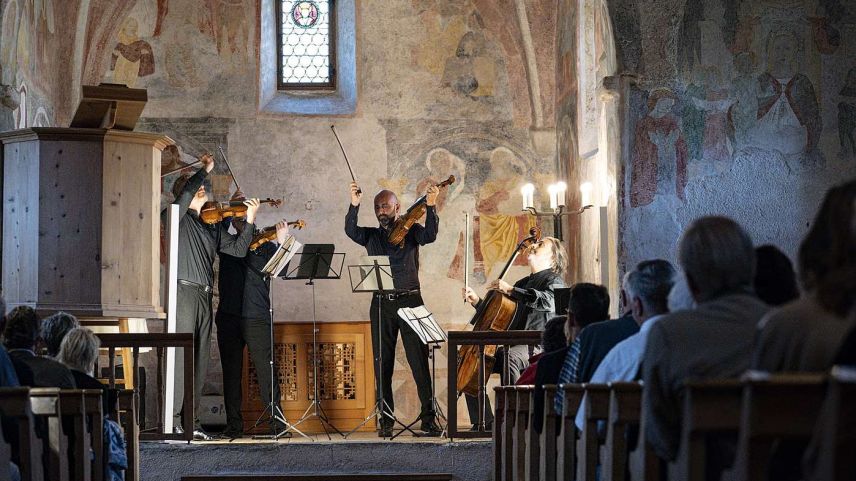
[0, 0, 855, 480]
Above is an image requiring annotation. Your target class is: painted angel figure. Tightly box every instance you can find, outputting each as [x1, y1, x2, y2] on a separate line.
[292, 1, 319, 28]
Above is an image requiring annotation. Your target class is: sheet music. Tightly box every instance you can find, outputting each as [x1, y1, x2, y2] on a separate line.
[355, 255, 394, 291]
[397, 305, 447, 344]
[262, 235, 302, 277]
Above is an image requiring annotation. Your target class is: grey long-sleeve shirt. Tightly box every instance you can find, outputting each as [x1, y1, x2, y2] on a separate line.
[344, 204, 438, 291]
[161, 169, 254, 287]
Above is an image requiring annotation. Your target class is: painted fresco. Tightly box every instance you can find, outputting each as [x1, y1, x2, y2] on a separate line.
[626, 0, 856, 210]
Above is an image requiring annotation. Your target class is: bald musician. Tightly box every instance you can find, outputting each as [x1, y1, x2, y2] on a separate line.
[345, 182, 443, 437]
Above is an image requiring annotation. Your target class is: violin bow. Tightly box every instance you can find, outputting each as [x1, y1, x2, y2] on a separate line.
[217, 144, 243, 194]
[160, 158, 203, 177]
[464, 211, 470, 303]
[331, 125, 362, 194]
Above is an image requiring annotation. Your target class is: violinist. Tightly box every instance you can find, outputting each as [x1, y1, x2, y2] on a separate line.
[344, 181, 444, 437]
[461, 236, 567, 430]
[162, 154, 260, 441]
[216, 190, 292, 439]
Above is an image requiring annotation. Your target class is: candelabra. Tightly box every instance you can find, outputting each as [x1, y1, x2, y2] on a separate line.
[520, 182, 593, 241]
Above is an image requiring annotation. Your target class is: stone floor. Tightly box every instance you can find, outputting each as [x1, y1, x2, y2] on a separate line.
[139, 434, 492, 481]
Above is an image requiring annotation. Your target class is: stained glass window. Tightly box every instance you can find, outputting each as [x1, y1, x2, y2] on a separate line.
[277, 0, 335, 89]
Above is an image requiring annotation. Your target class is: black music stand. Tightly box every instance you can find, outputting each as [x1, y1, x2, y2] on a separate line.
[284, 245, 346, 440]
[251, 242, 309, 441]
[345, 258, 416, 438]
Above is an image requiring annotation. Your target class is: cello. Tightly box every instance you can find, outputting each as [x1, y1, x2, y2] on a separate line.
[456, 225, 543, 397]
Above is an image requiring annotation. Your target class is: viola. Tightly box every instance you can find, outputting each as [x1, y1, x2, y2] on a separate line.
[199, 198, 282, 224]
[387, 175, 455, 247]
[456, 226, 542, 397]
[249, 220, 306, 251]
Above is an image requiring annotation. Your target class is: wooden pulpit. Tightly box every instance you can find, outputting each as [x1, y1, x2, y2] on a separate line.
[1, 126, 172, 318]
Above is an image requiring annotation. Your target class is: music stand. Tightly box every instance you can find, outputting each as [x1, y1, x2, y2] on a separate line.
[345, 258, 416, 438]
[284, 245, 346, 440]
[391, 306, 447, 439]
[250, 236, 308, 441]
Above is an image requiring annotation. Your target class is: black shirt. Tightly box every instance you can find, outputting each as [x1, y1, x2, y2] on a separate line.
[573, 312, 639, 383]
[161, 169, 255, 287]
[344, 204, 438, 291]
[473, 268, 566, 332]
[217, 240, 279, 320]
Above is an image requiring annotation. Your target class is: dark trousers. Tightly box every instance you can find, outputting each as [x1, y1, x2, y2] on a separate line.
[216, 311, 283, 433]
[465, 344, 530, 426]
[174, 282, 213, 430]
[370, 292, 436, 426]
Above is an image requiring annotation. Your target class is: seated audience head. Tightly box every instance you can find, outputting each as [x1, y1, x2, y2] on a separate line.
[542, 316, 569, 354]
[667, 272, 696, 312]
[753, 245, 799, 306]
[41, 311, 80, 357]
[2, 306, 41, 351]
[626, 259, 676, 324]
[57, 327, 100, 376]
[678, 216, 755, 303]
[567, 282, 610, 333]
[798, 179, 856, 317]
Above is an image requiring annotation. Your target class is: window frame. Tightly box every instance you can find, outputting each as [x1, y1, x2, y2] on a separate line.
[275, 0, 337, 91]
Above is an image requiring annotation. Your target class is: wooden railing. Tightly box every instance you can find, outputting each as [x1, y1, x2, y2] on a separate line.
[96, 333, 193, 441]
[446, 330, 542, 440]
[492, 370, 855, 481]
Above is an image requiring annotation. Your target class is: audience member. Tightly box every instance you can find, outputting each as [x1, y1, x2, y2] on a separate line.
[667, 271, 695, 311]
[3, 306, 76, 388]
[41, 311, 80, 358]
[0, 297, 18, 388]
[551, 282, 612, 420]
[642, 216, 768, 473]
[753, 245, 799, 306]
[753, 180, 856, 372]
[516, 316, 568, 385]
[575, 259, 675, 429]
[57, 327, 106, 391]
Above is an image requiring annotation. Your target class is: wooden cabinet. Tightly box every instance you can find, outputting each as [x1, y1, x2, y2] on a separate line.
[1, 128, 172, 318]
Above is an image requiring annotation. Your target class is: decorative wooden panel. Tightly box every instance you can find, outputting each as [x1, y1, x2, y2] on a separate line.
[241, 320, 375, 433]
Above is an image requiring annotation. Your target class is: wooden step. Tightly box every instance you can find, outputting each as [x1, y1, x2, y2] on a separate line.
[182, 475, 454, 481]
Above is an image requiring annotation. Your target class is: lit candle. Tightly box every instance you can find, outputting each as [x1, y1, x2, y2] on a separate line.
[521, 183, 535, 210]
[556, 181, 567, 207]
[548, 184, 559, 210]
[580, 182, 593, 207]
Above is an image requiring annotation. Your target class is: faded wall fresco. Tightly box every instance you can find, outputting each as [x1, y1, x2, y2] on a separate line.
[615, 0, 856, 283]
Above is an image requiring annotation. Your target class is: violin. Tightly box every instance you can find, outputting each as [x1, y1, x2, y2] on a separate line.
[387, 175, 455, 247]
[199, 198, 282, 224]
[456, 225, 542, 397]
[249, 220, 306, 251]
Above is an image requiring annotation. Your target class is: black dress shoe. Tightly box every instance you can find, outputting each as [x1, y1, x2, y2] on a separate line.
[378, 426, 393, 438]
[419, 420, 443, 437]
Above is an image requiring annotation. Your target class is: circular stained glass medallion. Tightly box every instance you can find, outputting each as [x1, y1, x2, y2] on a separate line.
[291, 1, 320, 29]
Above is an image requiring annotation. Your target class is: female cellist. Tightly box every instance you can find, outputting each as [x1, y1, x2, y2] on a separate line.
[461, 236, 568, 430]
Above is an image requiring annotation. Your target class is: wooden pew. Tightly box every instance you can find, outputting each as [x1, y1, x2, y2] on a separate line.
[806, 366, 856, 481]
[578, 384, 610, 481]
[676, 379, 743, 481]
[58, 390, 90, 481]
[602, 382, 642, 481]
[730, 372, 826, 481]
[514, 387, 533, 481]
[556, 384, 584, 481]
[29, 388, 69, 481]
[82, 390, 105, 481]
[525, 386, 541, 481]
[115, 390, 140, 481]
[627, 390, 661, 481]
[0, 388, 44, 481]
[500, 386, 518, 481]
[0, 421, 10, 481]
[539, 385, 560, 481]
[493, 386, 507, 481]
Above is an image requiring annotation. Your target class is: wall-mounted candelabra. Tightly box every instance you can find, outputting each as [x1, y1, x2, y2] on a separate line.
[520, 181, 593, 241]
